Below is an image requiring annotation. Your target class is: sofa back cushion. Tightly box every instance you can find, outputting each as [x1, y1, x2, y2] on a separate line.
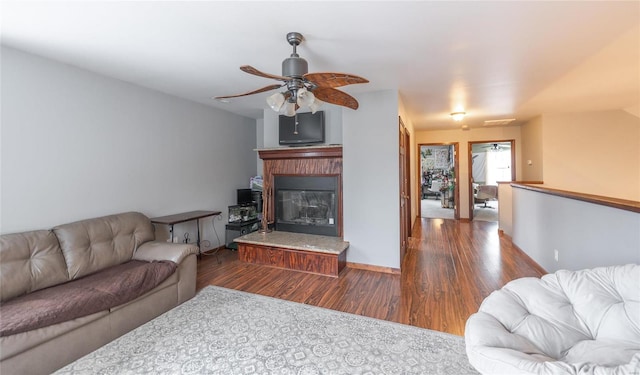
[53, 212, 155, 279]
[0, 230, 70, 302]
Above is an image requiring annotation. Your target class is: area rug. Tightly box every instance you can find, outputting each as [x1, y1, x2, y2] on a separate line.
[421, 199, 455, 220]
[55, 286, 479, 374]
[472, 200, 498, 222]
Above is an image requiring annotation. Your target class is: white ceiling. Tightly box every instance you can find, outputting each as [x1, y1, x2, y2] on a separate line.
[2, 1, 639, 130]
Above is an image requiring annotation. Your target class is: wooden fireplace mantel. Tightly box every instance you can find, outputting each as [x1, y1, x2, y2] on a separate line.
[257, 145, 342, 160]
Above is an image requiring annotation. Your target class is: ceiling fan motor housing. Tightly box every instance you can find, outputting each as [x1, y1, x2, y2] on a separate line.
[282, 32, 308, 78]
[282, 56, 308, 78]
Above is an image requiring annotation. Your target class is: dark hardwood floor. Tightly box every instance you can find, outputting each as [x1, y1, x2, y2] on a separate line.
[196, 218, 545, 336]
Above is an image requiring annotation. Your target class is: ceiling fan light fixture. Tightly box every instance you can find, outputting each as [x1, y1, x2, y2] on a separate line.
[309, 99, 323, 114]
[266, 92, 285, 112]
[450, 111, 466, 122]
[296, 87, 315, 107]
[282, 101, 296, 117]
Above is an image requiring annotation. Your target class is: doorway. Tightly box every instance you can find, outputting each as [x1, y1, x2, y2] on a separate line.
[467, 140, 515, 222]
[399, 118, 411, 266]
[418, 143, 459, 220]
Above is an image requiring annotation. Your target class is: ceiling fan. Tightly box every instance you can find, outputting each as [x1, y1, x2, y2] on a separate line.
[214, 32, 369, 116]
[480, 143, 511, 152]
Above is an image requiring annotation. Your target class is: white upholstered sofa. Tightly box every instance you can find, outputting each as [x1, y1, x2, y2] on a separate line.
[465, 264, 640, 374]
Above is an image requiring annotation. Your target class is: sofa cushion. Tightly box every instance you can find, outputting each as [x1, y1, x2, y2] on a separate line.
[53, 212, 155, 279]
[0, 230, 69, 302]
[0, 311, 108, 361]
[0, 260, 177, 337]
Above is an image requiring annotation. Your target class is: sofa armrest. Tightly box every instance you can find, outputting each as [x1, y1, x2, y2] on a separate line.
[133, 241, 198, 264]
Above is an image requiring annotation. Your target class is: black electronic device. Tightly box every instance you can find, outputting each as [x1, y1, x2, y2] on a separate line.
[279, 111, 325, 146]
[225, 219, 260, 250]
[237, 188, 253, 206]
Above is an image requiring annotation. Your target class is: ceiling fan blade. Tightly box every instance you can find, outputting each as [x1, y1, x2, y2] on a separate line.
[304, 72, 369, 88]
[214, 84, 283, 100]
[240, 65, 289, 81]
[312, 87, 359, 110]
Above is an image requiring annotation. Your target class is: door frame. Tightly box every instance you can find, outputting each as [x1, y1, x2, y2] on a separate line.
[399, 117, 411, 267]
[467, 139, 516, 221]
[417, 142, 460, 220]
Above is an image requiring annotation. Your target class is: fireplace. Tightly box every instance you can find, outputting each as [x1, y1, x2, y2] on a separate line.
[258, 146, 343, 237]
[274, 176, 338, 236]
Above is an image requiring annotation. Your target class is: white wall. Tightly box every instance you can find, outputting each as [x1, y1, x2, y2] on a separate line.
[512, 187, 640, 272]
[497, 183, 513, 236]
[343, 90, 400, 269]
[1, 46, 257, 247]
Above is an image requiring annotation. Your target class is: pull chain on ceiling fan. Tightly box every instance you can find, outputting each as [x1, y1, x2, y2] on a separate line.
[214, 32, 369, 116]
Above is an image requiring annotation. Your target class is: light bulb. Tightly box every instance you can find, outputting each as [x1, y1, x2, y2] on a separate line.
[266, 92, 285, 112]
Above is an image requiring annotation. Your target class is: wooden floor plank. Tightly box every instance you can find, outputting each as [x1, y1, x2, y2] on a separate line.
[196, 218, 546, 336]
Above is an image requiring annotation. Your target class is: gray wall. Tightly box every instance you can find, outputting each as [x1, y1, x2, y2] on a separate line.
[512, 187, 640, 272]
[1, 46, 258, 246]
[261, 106, 343, 148]
[343, 90, 400, 269]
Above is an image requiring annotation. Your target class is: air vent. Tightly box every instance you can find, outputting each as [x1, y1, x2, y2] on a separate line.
[483, 118, 516, 127]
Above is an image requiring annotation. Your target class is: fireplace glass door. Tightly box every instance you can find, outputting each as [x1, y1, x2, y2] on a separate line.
[274, 176, 338, 236]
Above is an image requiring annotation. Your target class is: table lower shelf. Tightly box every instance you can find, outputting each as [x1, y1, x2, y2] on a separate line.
[238, 242, 347, 277]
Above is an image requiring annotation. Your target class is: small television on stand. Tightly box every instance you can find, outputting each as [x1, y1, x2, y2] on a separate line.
[229, 188, 258, 223]
[279, 111, 325, 146]
[237, 188, 253, 206]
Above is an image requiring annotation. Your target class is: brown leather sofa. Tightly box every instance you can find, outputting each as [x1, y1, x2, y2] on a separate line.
[0, 212, 199, 375]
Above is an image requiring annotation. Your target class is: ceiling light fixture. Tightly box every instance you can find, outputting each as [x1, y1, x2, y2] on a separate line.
[450, 111, 466, 122]
[267, 88, 323, 117]
[483, 118, 516, 127]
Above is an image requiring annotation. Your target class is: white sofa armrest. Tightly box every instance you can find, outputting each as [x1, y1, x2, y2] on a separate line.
[133, 241, 198, 264]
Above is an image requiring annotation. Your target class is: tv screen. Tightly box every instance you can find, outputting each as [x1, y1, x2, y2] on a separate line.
[237, 188, 253, 206]
[279, 111, 325, 146]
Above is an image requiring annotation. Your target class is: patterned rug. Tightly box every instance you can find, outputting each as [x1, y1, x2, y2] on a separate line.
[55, 286, 479, 374]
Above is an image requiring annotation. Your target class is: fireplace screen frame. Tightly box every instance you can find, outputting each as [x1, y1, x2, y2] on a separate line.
[274, 175, 339, 237]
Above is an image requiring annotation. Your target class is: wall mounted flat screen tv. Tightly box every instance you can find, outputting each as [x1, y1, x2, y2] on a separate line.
[279, 111, 325, 146]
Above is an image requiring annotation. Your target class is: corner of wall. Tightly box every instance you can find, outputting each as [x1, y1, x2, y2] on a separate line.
[520, 116, 544, 181]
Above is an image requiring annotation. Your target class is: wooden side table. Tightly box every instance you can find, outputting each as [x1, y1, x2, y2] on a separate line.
[150, 210, 221, 257]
